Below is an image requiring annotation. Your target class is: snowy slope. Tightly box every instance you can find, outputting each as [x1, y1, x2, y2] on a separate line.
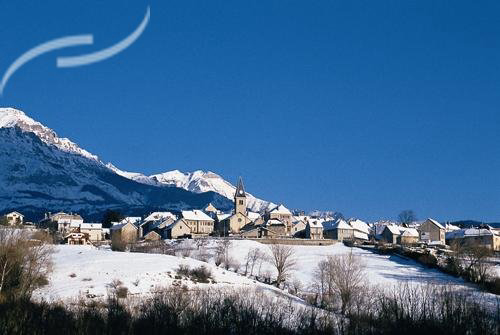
[109, 166, 275, 213]
[34, 245, 297, 302]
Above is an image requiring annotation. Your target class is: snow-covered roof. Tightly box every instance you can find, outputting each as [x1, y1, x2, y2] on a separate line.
[181, 210, 214, 222]
[384, 225, 401, 235]
[323, 219, 353, 230]
[348, 219, 370, 234]
[6, 211, 24, 217]
[446, 228, 495, 239]
[426, 218, 445, 230]
[144, 212, 176, 222]
[80, 223, 102, 230]
[308, 220, 323, 228]
[445, 224, 460, 231]
[399, 227, 419, 237]
[266, 219, 284, 226]
[120, 217, 141, 224]
[110, 222, 138, 230]
[247, 211, 261, 220]
[269, 204, 292, 215]
[217, 213, 231, 222]
[353, 231, 369, 240]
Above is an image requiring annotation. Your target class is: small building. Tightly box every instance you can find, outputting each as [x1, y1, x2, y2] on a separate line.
[380, 225, 401, 244]
[291, 219, 307, 236]
[144, 230, 162, 241]
[265, 219, 287, 236]
[446, 228, 500, 251]
[40, 212, 83, 233]
[181, 210, 214, 237]
[64, 228, 90, 245]
[323, 220, 353, 241]
[398, 228, 419, 245]
[419, 218, 445, 244]
[5, 211, 24, 225]
[80, 223, 103, 242]
[265, 205, 293, 235]
[240, 225, 277, 238]
[306, 220, 323, 240]
[110, 221, 139, 248]
[165, 219, 191, 239]
[348, 219, 370, 241]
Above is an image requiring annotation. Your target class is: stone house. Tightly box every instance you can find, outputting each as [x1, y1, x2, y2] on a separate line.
[291, 219, 307, 236]
[181, 210, 214, 237]
[419, 218, 445, 244]
[80, 223, 103, 242]
[265, 219, 287, 236]
[380, 225, 400, 244]
[264, 205, 293, 235]
[165, 219, 191, 239]
[398, 228, 419, 245]
[219, 212, 253, 234]
[305, 220, 323, 240]
[323, 220, 353, 241]
[64, 229, 90, 245]
[144, 230, 162, 241]
[110, 221, 138, 248]
[446, 228, 500, 251]
[5, 211, 24, 225]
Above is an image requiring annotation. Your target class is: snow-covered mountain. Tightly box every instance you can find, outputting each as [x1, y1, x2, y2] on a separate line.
[107, 165, 275, 213]
[0, 108, 231, 219]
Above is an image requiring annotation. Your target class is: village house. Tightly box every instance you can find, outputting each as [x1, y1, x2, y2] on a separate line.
[203, 203, 219, 219]
[446, 228, 500, 251]
[264, 204, 293, 235]
[144, 230, 162, 241]
[5, 211, 24, 225]
[110, 221, 139, 248]
[291, 218, 307, 236]
[79, 223, 103, 242]
[305, 220, 323, 239]
[348, 219, 370, 242]
[64, 228, 91, 245]
[419, 218, 445, 244]
[240, 225, 277, 238]
[398, 227, 419, 245]
[165, 219, 191, 239]
[380, 225, 401, 244]
[181, 210, 214, 237]
[323, 220, 353, 241]
[265, 219, 287, 236]
[40, 212, 83, 233]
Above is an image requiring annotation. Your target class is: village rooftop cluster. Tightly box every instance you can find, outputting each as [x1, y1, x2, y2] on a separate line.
[2, 177, 500, 251]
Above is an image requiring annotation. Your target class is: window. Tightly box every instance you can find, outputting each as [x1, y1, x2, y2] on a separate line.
[239, 200, 244, 205]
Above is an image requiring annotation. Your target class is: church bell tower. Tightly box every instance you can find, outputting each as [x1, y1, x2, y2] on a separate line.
[234, 177, 247, 215]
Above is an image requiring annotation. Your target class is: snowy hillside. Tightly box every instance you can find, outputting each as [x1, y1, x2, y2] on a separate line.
[109, 166, 275, 213]
[34, 245, 296, 302]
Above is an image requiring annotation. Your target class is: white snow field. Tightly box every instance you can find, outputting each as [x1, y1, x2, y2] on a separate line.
[35, 240, 497, 306]
[34, 244, 297, 302]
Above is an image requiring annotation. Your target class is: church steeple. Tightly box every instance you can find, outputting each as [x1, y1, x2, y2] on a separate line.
[235, 176, 246, 198]
[234, 176, 247, 215]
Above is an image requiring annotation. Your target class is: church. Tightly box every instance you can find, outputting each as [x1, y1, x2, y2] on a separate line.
[217, 177, 254, 234]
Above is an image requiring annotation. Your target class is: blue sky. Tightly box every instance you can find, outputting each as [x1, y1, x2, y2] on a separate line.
[1, 1, 499, 221]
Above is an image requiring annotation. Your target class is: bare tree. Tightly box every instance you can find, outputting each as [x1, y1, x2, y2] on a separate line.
[313, 252, 365, 314]
[244, 248, 264, 276]
[267, 241, 297, 287]
[398, 210, 417, 226]
[463, 244, 493, 283]
[214, 239, 232, 268]
[0, 229, 53, 301]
